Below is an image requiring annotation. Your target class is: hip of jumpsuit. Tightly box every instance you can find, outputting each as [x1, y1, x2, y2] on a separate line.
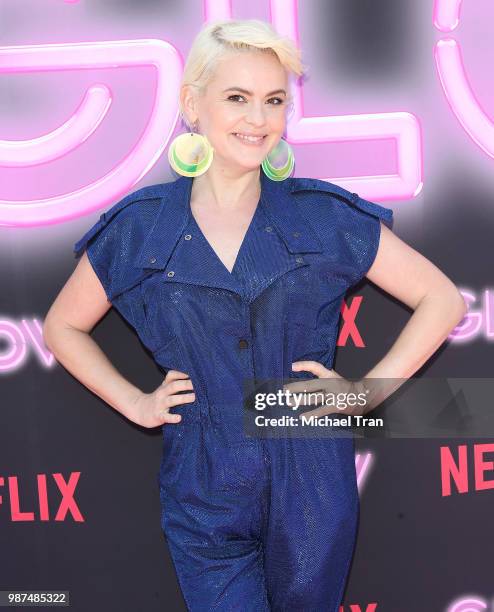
[73, 171, 394, 611]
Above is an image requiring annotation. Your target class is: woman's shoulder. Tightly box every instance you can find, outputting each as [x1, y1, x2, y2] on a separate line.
[289, 177, 395, 287]
[290, 176, 355, 199]
[98, 181, 174, 223]
[289, 176, 394, 226]
[73, 181, 175, 259]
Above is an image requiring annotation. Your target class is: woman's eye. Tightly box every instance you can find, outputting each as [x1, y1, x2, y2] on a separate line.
[227, 95, 245, 103]
[226, 95, 285, 105]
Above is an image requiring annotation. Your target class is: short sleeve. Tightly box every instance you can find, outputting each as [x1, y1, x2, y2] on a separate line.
[73, 192, 141, 302]
[289, 177, 394, 289]
[337, 193, 394, 288]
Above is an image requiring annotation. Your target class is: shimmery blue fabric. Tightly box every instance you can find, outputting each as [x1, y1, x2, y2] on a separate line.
[74, 172, 393, 611]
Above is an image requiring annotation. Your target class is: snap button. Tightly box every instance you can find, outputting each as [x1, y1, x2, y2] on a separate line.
[292, 231, 300, 237]
[265, 226, 273, 232]
[167, 271, 175, 277]
[184, 234, 192, 240]
[149, 256, 157, 264]
[238, 338, 249, 349]
[295, 256, 304, 264]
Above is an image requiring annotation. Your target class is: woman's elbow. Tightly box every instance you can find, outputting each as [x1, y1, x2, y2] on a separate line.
[420, 280, 468, 326]
[436, 284, 468, 327]
[42, 315, 58, 353]
[42, 310, 69, 354]
[454, 289, 469, 323]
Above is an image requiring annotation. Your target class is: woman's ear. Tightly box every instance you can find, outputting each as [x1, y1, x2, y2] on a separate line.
[180, 84, 198, 129]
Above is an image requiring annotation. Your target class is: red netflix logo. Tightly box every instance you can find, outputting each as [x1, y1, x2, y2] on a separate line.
[338, 296, 366, 348]
[0, 472, 83, 521]
[339, 604, 378, 611]
[440, 444, 494, 496]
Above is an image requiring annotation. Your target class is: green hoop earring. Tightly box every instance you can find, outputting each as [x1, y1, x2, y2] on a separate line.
[261, 138, 295, 181]
[168, 132, 214, 177]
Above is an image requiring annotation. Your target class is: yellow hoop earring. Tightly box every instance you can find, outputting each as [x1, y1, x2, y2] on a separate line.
[261, 138, 295, 181]
[168, 130, 214, 177]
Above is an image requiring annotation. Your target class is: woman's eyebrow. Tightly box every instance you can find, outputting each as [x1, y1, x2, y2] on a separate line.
[222, 87, 287, 96]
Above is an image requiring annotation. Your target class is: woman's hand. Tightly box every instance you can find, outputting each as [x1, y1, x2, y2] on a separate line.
[130, 369, 196, 428]
[284, 361, 370, 418]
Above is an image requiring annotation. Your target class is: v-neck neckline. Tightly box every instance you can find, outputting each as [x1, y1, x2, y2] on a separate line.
[186, 178, 263, 277]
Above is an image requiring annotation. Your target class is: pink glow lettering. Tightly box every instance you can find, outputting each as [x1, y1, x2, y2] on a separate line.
[0, 318, 56, 371]
[0, 40, 182, 226]
[434, 0, 494, 160]
[449, 290, 493, 342]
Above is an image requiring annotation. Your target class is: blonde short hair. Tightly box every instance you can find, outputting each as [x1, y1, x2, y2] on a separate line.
[179, 19, 306, 128]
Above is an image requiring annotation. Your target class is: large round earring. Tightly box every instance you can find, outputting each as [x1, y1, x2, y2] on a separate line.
[261, 137, 295, 181]
[168, 127, 214, 177]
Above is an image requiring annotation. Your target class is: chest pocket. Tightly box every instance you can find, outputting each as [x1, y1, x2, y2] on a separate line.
[284, 255, 348, 328]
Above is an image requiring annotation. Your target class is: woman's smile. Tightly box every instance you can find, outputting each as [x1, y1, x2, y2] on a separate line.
[231, 132, 267, 146]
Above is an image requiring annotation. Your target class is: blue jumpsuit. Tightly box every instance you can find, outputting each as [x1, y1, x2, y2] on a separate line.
[74, 171, 393, 611]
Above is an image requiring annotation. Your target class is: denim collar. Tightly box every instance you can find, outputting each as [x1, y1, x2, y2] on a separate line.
[133, 173, 324, 300]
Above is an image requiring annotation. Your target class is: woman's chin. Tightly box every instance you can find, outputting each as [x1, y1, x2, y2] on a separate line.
[211, 146, 265, 171]
[220, 155, 264, 171]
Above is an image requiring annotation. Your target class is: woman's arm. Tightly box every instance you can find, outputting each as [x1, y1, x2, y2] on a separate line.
[365, 222, 467, 378]
[361, 222, 468, 410]
[45, 253, 195, 427]
[43, 252, 143, 421]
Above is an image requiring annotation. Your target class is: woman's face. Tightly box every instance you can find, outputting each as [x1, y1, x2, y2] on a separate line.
[185, 50, 291, 173]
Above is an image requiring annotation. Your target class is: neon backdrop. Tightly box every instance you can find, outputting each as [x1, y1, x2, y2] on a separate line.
[0, 0, 491, 227]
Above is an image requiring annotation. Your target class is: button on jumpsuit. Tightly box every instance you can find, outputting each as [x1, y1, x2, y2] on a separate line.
[74, 172, 394, 611]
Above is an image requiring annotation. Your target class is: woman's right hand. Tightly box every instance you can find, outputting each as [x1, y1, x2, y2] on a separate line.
[131, 369, 196, 428]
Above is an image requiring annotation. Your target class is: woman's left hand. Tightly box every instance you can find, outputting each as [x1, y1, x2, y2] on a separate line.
[283, 360, 370, 418]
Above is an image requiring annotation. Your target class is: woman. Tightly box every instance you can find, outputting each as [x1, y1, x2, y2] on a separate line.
[43, 19, 467, 611]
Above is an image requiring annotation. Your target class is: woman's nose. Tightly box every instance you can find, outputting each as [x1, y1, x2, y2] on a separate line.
[245, 101, 267, 126]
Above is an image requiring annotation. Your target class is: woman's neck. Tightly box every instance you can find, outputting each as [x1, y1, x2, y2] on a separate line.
[190, 164, 261, 209]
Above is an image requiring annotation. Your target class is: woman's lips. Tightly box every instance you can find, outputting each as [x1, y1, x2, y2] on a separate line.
[232, 133, 266, 146]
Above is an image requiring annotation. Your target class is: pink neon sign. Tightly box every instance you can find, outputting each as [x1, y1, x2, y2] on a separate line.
[355, 450, 374, 492]
[2, 0, 491, 227]
[446, 595, 489, 611]
[0, 40, 181, 227]
[0, 318, 56, 370]
[0, 1, 424, 228]
[433, 0, 494, 160]
[449, 289, 493, 342]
